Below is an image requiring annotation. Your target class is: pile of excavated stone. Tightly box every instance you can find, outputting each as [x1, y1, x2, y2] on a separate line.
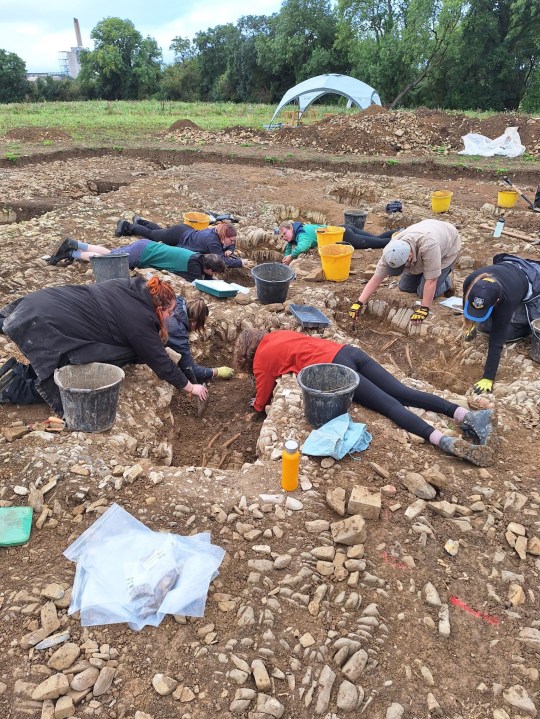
[163, 107, 540, 157]
[1, 154, 540, 719]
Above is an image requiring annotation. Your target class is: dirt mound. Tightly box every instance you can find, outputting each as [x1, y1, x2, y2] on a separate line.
[168, 118, 202, 131]
[361, 103, 390, 116]
[4, 126, 71, 142]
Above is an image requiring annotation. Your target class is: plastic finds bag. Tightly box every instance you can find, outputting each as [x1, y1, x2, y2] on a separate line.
[301, 413, 372, 460]
[64, 503, 225, 630]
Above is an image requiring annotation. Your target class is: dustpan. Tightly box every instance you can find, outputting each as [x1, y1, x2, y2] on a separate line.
[0, 506, 33, 546]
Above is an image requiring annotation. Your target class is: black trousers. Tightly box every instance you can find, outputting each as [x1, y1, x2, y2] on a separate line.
[340, 226, 394, 250]
[333, 346, 459, 441]
[127, 221, 191, 247]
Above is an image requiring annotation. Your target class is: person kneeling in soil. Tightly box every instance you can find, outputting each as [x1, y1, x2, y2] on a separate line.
[48, 237, 226, 282]
[115, 216, 252, 270]
[167, 297, 234, 383]
[350, 219, 461, 325]
[278, 221, 394, 266]
[462, 253, 540, 394]
[0, 276, 208, 415]
[234, 329, 494, 467]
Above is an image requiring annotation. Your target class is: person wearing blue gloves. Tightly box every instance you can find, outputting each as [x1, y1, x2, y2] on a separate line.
[462, 253, 540, 394]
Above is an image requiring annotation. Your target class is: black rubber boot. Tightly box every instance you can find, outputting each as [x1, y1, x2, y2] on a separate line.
[48, 237, 78, 266]
[115, 219, 130, 237]
[461, 409, 493, 445]
[132, 215, 149, 226]
[0, 357, 18, 393]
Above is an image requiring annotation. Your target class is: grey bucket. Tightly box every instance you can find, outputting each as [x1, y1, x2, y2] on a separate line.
[531, 318, 540, 363]
[54, 363, 125, 432]
[297, 363, 360, 429]
[90, 253, 130, 283]
[343, 209, 368, 231]
[251, 263, 295, 305]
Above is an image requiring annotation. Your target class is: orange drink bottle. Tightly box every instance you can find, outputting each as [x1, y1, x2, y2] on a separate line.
[281, 440, 300, 491]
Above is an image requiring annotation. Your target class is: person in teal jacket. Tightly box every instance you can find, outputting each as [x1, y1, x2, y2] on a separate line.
[47, 237, 225, 282]
[279, 221, 393, 265]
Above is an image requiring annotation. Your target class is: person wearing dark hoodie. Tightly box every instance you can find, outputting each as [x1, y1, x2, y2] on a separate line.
[0, 276, 208, 414]
[279, 221, 394, 265]
[462, 253, 540, 394]
[47, 237, 226, 282]
[115, 217, 252, 270]
[166, 297, 234, 383]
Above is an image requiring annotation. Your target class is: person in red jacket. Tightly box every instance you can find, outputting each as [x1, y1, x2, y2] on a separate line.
[234, 329, 493, 466]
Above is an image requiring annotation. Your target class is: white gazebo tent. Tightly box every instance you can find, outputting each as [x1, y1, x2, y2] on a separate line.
[270, 73, 381, 125]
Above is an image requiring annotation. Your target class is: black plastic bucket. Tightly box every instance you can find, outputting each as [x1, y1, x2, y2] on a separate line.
[297, 363, 360, 429]
[90, 253, 130, 283]
[54, 363, 125, 432]
[343, 210, 368, 231]
[251, 263, 295, 305]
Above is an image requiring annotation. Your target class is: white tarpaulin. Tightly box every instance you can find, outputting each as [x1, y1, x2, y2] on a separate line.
[459, 126, 525, 158]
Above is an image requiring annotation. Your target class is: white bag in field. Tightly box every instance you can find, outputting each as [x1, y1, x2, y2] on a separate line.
[459, 126, 525, 158]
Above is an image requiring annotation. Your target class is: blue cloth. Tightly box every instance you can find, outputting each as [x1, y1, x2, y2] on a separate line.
[301, 413, 371, 460]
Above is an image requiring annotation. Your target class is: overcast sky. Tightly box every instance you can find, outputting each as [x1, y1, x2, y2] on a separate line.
[0, 0, 283, 73]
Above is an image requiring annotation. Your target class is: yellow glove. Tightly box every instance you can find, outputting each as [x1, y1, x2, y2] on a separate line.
[216, 366, 234, 379]
[410, 306, 429, 323]
[473, 378, 493, 394]
[349, 302, 363, 320]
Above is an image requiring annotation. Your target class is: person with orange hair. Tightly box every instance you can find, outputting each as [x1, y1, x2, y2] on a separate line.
[0, 275, 208, 416]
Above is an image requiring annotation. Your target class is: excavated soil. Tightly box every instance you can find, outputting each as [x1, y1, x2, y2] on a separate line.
[0, 111, 540, 719]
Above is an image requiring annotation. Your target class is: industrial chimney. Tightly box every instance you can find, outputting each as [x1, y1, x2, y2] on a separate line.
[74, 18, 83, 48]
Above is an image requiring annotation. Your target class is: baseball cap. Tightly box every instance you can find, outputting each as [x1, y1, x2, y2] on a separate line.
[382, 239, 410, 276]
[463, 279, 501, 322]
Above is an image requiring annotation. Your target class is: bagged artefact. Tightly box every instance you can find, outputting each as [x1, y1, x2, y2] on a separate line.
[64, 504, 225, 630]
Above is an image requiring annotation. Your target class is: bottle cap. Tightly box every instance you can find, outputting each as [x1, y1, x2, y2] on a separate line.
[284, 440, 298, 453]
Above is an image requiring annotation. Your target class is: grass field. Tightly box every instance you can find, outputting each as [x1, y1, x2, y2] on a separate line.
[0, 100, 508, 146]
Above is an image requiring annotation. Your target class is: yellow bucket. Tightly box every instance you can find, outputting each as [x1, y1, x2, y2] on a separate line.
[316, 225, 345, 247]
[319, 243, 354, 282]
[497, 190, 518, 208]
[431, 191, 453, 213]
[183, 211, 211, 230]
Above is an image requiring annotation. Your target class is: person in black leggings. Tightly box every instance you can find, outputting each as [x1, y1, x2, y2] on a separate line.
[342, 226, 394, 249]
[114, 217, 251, 269]
[233, 329, 494, 466]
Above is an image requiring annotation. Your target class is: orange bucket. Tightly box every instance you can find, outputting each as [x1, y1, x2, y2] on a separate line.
[183, 211, 211, 230]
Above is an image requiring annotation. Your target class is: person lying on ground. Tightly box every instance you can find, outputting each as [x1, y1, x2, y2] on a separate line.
[350, 219, 461, 325]
[234, 329, 493, 467]
[47, 237, 226, 282]
[0, 276, 208, 416]
[167, 297, 234, 383]
[278, 221, 394, 265]
[115, 216, 252, 270]
[462, 253, 540, 394]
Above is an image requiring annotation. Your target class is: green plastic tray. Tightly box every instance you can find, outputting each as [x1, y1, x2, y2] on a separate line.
[0, 506, 33, 546]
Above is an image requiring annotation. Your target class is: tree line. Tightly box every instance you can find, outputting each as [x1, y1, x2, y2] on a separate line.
[1, 0, 540, 111]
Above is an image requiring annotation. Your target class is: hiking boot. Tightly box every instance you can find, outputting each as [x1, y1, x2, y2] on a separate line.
[47, 237, 78, 266]
[0, 357, 18, 393]
[132, 215, 148, 227]
[115, 219, 130, 237]
[439, 435, 494, 467]
[461, 409, 493, 445]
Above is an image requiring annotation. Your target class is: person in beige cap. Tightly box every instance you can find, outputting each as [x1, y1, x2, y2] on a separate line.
[349, 219, 461, 324]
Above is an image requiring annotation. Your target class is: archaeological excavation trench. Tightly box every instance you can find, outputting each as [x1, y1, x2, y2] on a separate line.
[1, 143, 540, 719]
